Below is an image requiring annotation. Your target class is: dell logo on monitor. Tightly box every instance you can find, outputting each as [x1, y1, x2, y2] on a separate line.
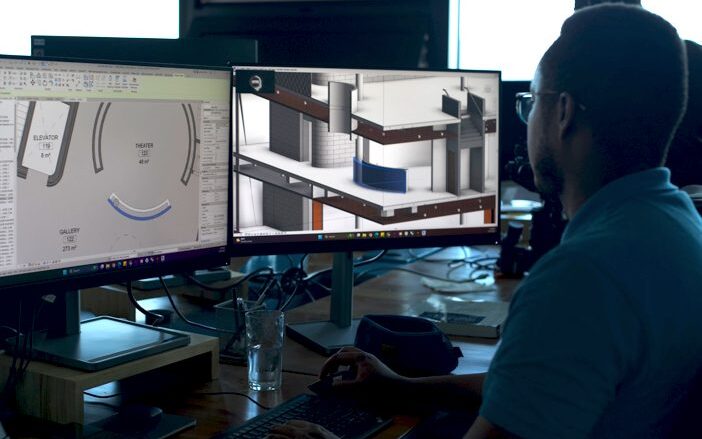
[249, 75, 263, 92]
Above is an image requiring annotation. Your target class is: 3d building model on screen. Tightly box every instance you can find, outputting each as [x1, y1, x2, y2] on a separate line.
[234, 68, 499, 236]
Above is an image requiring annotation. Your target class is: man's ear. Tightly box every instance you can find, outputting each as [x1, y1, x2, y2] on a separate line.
[558, 92, 577, 139]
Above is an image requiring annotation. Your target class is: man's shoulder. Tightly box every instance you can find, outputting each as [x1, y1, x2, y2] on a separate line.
[514, 244, 622, 309]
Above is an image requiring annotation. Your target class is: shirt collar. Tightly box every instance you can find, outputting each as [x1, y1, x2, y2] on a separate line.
[562, 167, 674, 241]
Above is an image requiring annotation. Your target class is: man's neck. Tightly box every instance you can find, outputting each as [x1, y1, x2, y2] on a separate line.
[559, 173, 606, 219]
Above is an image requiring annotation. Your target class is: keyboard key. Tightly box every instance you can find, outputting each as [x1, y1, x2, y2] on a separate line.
[214, 394, 391, 439]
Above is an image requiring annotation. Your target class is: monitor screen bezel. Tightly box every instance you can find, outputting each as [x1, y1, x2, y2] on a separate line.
[0, 54, 233, 295]
[230, 63, 501, 257]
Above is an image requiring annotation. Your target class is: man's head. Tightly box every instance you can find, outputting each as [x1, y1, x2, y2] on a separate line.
[574, 0, 641, 11]
[667, 40, 702, 188]
[527, 4, 687, 198]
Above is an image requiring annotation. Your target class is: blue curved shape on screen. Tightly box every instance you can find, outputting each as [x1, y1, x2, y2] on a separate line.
[353, 157, 407, 193]
[108, 198, 172, 221]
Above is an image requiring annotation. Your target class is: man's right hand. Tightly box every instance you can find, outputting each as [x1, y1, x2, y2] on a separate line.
[319, 346, 408, 393]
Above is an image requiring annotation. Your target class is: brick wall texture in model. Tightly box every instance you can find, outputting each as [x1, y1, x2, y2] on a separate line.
[262, 183, 309, 231]
[311, 72, 355, 168]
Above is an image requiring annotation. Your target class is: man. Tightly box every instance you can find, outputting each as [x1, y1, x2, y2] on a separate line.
[575, 0, 702, 212]
[574, 0, 639, 8]
[269, 5, 702, 438]
[667, 39, 702, 212]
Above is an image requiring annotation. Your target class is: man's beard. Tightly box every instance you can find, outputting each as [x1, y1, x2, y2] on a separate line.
[533, 152, 564, 199]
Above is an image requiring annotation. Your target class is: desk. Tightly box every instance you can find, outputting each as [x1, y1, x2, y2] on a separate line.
[141, 367, 318, 439]
[283, 248, 519, 376]
[8, 248, 520, 437]
[193, 247, 518, 437]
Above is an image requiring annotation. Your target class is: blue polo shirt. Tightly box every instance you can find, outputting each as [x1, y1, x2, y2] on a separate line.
[480, 168, 702, 438]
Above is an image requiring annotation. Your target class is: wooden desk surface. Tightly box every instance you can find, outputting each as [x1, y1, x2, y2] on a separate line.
[147, 367, 318, 438]
[283, 247, 520, 376]
[199, 248, 519, 437]
[77, 248, 521, 438]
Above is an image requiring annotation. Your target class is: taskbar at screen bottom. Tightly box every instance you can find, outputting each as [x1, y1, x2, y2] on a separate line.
[233, 227, 499, 246]
[0, 246, 228, 291]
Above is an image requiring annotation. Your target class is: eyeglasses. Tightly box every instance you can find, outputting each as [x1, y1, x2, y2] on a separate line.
[515, 91, 586, 125]
[515, 92, 556, 124]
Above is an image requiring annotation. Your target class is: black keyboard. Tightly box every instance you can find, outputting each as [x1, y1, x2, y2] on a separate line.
[214, 393, 392, 439]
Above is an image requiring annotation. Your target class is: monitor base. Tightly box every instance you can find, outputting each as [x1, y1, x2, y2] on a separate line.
[0, 329, 218, 425]
[7, 316, 190, 372]
[286, 319, 362, 356]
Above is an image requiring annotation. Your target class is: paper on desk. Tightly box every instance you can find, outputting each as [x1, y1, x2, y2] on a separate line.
[421, 277, 496, 294]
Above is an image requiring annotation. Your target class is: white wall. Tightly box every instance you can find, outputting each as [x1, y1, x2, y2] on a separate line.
[450, 0, 701, 81]
[0, 0, 178, 55]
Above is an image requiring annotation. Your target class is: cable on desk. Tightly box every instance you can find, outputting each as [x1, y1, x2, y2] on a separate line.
[84, 390, 121, 399]
[306, 278, 329, 294]
[279, 282, 301, 312]
[0, 327, 18, 336]
[193, 391, 271, 410]
[185, 266, 275, 293]
[405, 247, 445, 262]
[303, 250, 387, 283]
[1, 300, 23, 402]
[354, 266, 490, 284]
[1, 296, 45, 404]
[284, 253, 296, 269]
[446, 261, 496, 282]
[251, 273, 279, 308]
[18, 299, 44, 378]
[421, 247, 499, 265]
[159, 277, 237, 334]
[126, 281, 164, 327]
[299, 253, 309, 271]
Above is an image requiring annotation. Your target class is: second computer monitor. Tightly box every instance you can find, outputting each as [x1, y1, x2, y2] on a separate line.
[231, 66, 501, 255]
[0, 56, 232, 294]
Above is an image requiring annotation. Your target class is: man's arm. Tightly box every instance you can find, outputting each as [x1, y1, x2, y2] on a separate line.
[321, 347, 485, 410]
[476, 250, 641, 438]
[403, 372, 486, 410]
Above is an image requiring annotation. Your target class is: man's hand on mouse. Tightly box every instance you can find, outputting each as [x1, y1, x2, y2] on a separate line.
[265, 420, 339, 439]
[319, 346, 407, 393]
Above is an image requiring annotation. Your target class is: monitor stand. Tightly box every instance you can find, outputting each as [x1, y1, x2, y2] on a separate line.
[8, 290, 189, 371]
[286, 252, 361, 356]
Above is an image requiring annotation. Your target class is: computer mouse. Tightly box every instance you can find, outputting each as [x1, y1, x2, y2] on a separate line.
[308, 370, 356, 396]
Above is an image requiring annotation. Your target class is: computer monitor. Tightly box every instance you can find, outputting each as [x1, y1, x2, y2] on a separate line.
[181, 0, 448, 69]
[31, 35, 258, 66]
[0, 55, 232, 369]
[231, 65, 500, 353]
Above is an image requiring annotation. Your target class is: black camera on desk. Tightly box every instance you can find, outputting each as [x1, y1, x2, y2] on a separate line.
[498, 144, 568, 277]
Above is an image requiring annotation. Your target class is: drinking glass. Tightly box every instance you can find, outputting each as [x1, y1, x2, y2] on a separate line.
[245, 309, 284, 391]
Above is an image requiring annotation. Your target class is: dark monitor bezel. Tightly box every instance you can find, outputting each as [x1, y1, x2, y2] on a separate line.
[180, 0, 449, 70]
[230, 64, 501, 257]
[30, 35, 259, 67]
[0, 54, 233, 295]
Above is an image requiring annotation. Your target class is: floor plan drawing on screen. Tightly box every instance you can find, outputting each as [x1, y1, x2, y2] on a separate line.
[13, 100, 202, 264]
[16, 101, 78, 186]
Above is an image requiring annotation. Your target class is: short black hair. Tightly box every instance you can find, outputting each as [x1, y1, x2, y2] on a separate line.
[574, 0, 641, 11]
[540, 4, 687, 177]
